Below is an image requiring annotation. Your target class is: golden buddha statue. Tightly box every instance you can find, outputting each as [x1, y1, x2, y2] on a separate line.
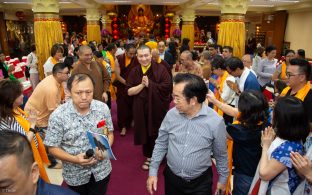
[128, 7, 153, 37]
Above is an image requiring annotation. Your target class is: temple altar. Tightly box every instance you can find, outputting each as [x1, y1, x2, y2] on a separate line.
[128, 5, 154, 37]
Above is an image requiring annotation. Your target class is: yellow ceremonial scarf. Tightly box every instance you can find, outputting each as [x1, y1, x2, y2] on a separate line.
[107, 51, 116, 100]
[280, 62, 287, 80]
[280, 82, 311, 101]
[51, 57, 58, 65]
[125, 56, 131, 67]
[102, 60, 107, 69]
[157, 57, 162, 64]
[14, 107, 50, 183]
[214, 71, 229, 116]
[141, 64, 151, 74]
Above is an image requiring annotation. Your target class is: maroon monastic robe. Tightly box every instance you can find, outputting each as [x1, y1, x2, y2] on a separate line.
[114, 54, 138, 129]
[126, 62, 172, 145]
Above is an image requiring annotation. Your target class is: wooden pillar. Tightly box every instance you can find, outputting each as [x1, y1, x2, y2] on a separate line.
[0, 12, 9, 55]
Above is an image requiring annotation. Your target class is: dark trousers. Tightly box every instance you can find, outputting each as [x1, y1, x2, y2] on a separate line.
[36, 126, 58, 166]
[116, 89, 133, 130]
[163, 166, 213, 195]
[68, 174, 110, 195]
[106, 91, 111, 110]
[142, 135, 157, 158]
[232, 172, 254, 195]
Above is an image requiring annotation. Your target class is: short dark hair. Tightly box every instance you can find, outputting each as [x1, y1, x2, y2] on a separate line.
[285, 49, 295, 56]
[211, 55, 226, 70]
[182, 38, 190, 45]
[0, 130, 34, 173]
[208, 43, 218, 50]
[290, 58, 311, 81]
[297, 49, 305, 59]
[225, 57, 244, 71]
[265, 45, 276, 55]
[88, 43, 96, 53]
[62, 44, 69, 57]
[67, 73, 95, 92]
[191, 50, 199, 61]
[237, 90, 269, 128]
[51, 43, 64, 57]
[173, 73, 208, 103]
[273, 96, 310, 142]
[0, 80, 23, 119]
[106, 43, 117, 52]
[256, 47, 265, 57]
[223, 46, 233, 53]
[137, 44, 151, 53]
[52, 62, 68, 75]
[125, 43, 136, 52]
[63, 56, 74, 69]
[93, 51, 103, 58]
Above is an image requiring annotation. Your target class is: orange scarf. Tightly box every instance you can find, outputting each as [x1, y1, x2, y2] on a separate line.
[280, 62, 287, 80]
[125, 56, 131, 67]
[14, 107, 50, 183]
[214, 71, 229, 116]
[280, 82, 311, 101]
[51, 57, 58, 65]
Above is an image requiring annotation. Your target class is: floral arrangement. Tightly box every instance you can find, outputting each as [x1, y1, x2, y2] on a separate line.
[101, 29, 111, 38]
[172, 28, 181, 38]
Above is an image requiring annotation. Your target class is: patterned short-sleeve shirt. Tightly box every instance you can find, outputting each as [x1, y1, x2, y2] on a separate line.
[44, 99, 114, 186]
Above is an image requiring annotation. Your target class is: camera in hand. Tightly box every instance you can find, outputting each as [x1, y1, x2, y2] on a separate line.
[84, 149, 94, 159]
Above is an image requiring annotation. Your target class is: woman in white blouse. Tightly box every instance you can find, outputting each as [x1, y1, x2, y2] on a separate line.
[27, 44, 39, 89]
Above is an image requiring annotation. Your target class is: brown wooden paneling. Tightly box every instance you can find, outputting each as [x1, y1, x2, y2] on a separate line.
[0, 12, 9, 55]
[260, 11, 288, 58]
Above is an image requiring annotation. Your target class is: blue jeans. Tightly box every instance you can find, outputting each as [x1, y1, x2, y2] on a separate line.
[232, 172, 254, 195]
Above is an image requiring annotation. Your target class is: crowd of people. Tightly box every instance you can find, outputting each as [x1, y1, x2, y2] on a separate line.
[0, 31, 312, 195]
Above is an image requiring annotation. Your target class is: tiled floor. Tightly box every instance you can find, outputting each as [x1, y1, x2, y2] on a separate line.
[45, 166, 63, 185]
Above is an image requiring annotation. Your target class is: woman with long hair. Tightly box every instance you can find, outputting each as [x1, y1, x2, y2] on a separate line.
[0, 80, 50, 182]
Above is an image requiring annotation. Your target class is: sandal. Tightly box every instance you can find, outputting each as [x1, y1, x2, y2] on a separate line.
[142, 158, 151, 171]
[120, 128, 127, 136]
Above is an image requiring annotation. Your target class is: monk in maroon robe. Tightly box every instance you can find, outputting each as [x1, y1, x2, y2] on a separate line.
[114, 44, 138, 136]
[127, 45, 172, 170]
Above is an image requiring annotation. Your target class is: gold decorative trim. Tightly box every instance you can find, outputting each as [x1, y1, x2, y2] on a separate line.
[34, 13, 60, 22]
[220, 14, 245, 22]
[87, 20, 99, 25]
[182, 21, 194, 25]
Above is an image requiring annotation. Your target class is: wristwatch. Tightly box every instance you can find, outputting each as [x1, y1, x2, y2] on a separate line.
[29, 128, 38, 134]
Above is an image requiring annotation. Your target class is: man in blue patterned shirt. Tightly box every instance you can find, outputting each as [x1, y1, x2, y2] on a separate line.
[44, 73, 114, 195]
[147, 73, 229, 195]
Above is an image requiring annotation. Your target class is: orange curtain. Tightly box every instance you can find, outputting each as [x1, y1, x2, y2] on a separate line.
[181, 22, 194, 49]
[34, 16, 63, 80]
[218, 21, 245, 58]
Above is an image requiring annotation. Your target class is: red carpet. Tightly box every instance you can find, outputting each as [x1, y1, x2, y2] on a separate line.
[106, 101, 219, 195]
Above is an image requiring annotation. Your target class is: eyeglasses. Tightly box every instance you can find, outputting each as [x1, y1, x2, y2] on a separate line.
[286, 72, 303, 78]
[172, 95, 186, 103]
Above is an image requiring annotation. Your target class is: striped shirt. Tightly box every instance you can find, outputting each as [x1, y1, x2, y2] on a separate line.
[149, 104, 229, 184]
[0, 117, 27, 135]
[0, 116, 39, 148]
